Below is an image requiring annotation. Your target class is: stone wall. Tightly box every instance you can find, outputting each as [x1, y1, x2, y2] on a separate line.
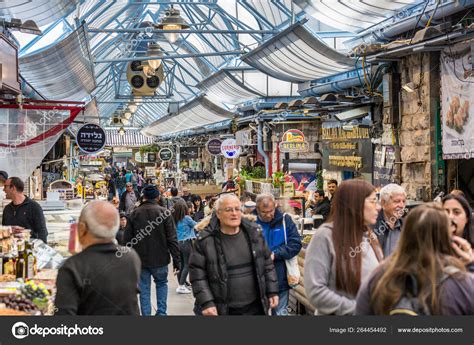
[397, 52, 438, 199]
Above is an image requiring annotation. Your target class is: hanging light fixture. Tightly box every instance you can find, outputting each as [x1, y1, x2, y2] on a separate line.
[146, 43, 163, 71]
[118, 127, 126, 136]
[123, 111, 132, 120]
[156, 6, 190, 44]
[128, 103, 138, 113]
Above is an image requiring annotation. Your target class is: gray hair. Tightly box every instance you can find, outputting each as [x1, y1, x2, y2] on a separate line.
[380, 183, 406, 202]
[80, 200, 119, 240]
[255, 193, 275, 207]
[215, 193, 240, 210]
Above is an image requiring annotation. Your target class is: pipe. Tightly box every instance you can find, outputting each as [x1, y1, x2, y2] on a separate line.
[298, 77, 361, 96]
[257, 121, 270, 179]
[347, 0, 471, 46]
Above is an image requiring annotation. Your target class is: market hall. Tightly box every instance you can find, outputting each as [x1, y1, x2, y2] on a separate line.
[0, 0, 473, 316]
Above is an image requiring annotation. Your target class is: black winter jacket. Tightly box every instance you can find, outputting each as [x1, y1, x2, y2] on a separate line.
[2, 196, 48, 243]
[189, 214, 279, 315]
[124, 200, 180, 270]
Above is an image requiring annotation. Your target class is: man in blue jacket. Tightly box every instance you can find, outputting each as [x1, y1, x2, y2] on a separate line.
[255, 193, 302, 315]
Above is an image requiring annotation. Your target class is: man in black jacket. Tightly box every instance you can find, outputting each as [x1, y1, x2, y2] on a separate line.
[189, 194, 279, 315]
[310, 190, 331, 222]
[55, 201, 140, 315]
[2, 177, 48, 243]
[124, 185, 180, 316]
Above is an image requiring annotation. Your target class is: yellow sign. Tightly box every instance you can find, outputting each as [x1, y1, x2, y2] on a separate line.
[322, 127, 370, 140]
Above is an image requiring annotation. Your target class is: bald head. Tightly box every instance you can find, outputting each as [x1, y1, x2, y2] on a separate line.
[79, 200, 119, 240]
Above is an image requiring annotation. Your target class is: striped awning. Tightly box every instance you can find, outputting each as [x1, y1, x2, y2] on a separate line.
[105, 129, 154, 147]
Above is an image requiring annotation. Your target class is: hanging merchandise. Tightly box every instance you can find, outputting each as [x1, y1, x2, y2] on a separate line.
[441, 41, 473, 159]
[220, 138, 241, 159]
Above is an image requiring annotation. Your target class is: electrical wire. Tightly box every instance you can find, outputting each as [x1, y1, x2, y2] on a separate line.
[409, 0, 430, 45]
[425, 0, 441, 28]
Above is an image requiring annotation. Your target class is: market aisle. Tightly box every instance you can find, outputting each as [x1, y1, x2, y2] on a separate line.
[146, 264, 195, 316]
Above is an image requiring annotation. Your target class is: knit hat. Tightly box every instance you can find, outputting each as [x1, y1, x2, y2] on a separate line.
[143, 184, 160, 200]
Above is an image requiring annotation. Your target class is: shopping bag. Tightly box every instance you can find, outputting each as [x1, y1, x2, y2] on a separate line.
[282, 214, 301, 288]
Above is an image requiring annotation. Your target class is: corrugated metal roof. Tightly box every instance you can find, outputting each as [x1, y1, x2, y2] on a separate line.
[143, 96, 234, 136]
[197, 68, 264, 105]
[297, 0, 419, 33]
[241, 21, 354, 82]
[0, 0, 78, 26]
[105, 129, 154, 147]
[19, 26, 96, 101]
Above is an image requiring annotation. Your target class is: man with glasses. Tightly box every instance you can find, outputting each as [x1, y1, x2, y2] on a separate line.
[189, 193, 279, 315]
[374, 183, 407, 257]
[119, 182, 139, 216]
[255, 193, 302, 315]
[2, 177, 48, 243]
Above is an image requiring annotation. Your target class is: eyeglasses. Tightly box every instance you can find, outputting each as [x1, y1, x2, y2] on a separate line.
[220, 207, 242, 214]
[365, 197, 379, 205]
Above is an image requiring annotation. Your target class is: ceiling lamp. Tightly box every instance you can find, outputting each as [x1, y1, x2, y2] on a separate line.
[121, 118, 130, 126]
[123, 111, 132, 120]
[1, 18, 42, 35]
[118, 127, 126, 136]
[128, 103, 138, 113]
[156, 6, 190, 44]
[146, 43, 163, 71]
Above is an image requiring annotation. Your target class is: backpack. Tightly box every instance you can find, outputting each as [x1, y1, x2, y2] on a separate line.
[389, 266, 461, 316]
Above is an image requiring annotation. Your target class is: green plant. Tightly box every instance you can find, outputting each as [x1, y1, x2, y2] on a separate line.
[272, 171, 285, 188]
[139, 144, 158, 155]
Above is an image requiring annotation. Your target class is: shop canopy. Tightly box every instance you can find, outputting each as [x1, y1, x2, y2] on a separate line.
[105, 129, 154, 148]
[241, 21, 354, 83]
[196, 68, 264, 105]
[297, 0, 418, 33]
[19, 26, 96, 101]
[143, 96, 234, 136]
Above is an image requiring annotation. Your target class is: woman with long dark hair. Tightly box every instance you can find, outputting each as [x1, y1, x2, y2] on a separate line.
[304, 179, 383, 315]
[356, 203, 474, 315]
[173, 200, 197, 294]
[442, 194, 474, 246]
[191, 194, 205, 221]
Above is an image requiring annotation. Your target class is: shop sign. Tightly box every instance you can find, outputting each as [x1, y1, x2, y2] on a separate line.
[159, 148, 173, 161]
[221, 138, 241, 158]
[76, 123, 106, 154]
[279, 129, 309, 153]
[373, 145, 397, 187]
[180, 147, 199, 160]
[148, 152, 157, 162]
[441, 41, 474, 159]
[206, 138, 222, 156]
[322, 125, 372, 174]
[236, 129, 253, 146]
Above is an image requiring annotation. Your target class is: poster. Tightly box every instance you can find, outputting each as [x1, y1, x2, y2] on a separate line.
[441, 41, 474, 159]
[373, 145, 396, 187]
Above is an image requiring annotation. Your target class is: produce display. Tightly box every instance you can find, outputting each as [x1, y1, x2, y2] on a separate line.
[0, 295, 38, 313]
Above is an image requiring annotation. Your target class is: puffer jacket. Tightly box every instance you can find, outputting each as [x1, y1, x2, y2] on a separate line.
[189, 214, 279, 315]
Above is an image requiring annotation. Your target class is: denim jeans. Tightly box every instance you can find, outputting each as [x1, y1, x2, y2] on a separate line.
[139, 266, 168, 316]
[272, 290, 289, 316]
[178, 240, 192, 286]
[118, 187, 126, 198]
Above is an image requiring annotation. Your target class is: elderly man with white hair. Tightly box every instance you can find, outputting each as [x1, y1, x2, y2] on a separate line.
[189, 193, 279, 315]
[374, 183, 407, 257]
[55, 201, 141, 315]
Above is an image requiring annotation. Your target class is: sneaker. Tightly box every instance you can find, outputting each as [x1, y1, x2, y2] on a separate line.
[176, 285, 192, 294]
[184, 281, 191, 288]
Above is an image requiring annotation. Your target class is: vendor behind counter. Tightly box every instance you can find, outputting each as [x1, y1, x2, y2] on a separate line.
[1, 177, 48, 243]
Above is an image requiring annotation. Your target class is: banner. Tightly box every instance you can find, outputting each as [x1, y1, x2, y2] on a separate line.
[373, 145, 397, 187]
[441, 41, 474, 159]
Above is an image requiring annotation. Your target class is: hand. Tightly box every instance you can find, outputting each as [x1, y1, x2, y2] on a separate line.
[271, 253, 275, 261]
[202, 307, 218, 316]
[269, 295, 279, 309]
[173, 267, 180, 276]
[451, 236, 473, 264]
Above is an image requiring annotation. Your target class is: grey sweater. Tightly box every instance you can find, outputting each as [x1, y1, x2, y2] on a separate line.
[304, 223, 380, 315]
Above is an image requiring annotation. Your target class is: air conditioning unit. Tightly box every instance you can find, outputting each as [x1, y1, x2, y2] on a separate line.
[126, 60, 165, 96]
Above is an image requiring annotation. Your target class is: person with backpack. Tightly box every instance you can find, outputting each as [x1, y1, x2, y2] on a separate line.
[304, 180, 384, 315]
[356, 203, 474, 315]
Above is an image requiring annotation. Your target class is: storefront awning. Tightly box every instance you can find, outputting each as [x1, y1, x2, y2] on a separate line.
[19, 26, 96, 101]
[196, 68, 264, 105]
[105, 129, 154, 147]
[241, 21, 354, 82]
[298, 0, 418, 33]
[143, 96, 234, 136]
